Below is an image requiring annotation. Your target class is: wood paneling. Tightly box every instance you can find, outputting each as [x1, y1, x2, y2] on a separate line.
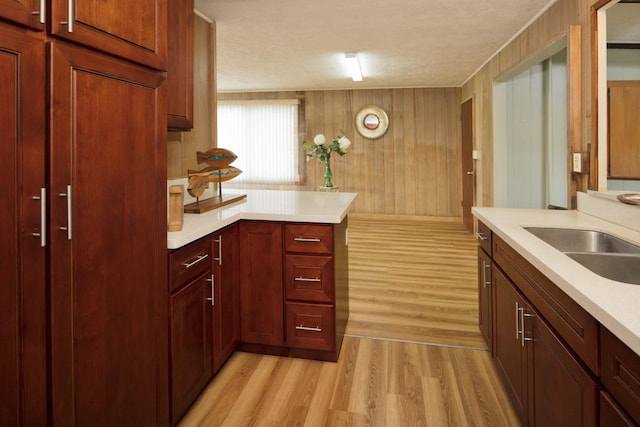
[168, 16, 216, 179]
[216, 88, 462, 218]
[462, 0, 596, 207]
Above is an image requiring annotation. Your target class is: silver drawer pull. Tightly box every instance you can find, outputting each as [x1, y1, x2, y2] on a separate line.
[295, 325, 321, 332]
[295, 277, 321, 282]
[293, 237, 321, 242]
[476, 232, 488, 241]
[183, 253, 209, 269]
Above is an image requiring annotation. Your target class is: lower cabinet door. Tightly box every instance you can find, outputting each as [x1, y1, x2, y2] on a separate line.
[170, 272, 213, 424]
[286, 302, 335, 351]
[601, 391, 636, 427]
[528, 311, 598, 427]
[493, 267, 528, 422]
[477, 247, 492, 349]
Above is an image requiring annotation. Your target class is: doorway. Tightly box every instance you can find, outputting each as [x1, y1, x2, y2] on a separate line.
[461, 98, 474, 232]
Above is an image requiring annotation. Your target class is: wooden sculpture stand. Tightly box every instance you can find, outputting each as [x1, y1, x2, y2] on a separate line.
[184, 171, 246, 214]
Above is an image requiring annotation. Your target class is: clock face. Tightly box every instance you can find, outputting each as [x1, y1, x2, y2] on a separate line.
[355, 105, 389, 139]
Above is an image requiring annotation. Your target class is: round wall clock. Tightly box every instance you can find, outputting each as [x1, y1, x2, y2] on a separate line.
[355, 105, 389, 139]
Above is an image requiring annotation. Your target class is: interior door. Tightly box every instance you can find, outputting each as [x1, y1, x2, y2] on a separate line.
[461, 98, 474, 232]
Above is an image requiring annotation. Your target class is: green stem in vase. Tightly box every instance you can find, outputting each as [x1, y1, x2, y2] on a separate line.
[323, 157, 333, 188]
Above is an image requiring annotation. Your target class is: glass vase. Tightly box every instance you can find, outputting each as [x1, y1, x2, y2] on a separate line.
[323, 157, 333, 188]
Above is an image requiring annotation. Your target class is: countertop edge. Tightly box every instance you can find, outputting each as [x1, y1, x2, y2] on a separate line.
[168, 190, 357, 250]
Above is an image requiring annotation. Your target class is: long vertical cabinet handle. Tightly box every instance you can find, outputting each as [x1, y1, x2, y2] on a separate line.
[481, 259, 491, 288]
[32, 0, 46, 23]
[31, 188, 47, 247]
[521, 310, 534, 347]
[214, 236, 222, 266]
[515, 302, 521, 340]
[59, 185, 72, 240]
[60, 0, 74, 31]
[206, 275, 214, 306]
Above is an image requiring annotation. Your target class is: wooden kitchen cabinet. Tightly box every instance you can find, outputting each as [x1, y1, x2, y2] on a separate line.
[477, 246, 492, 349]
[493, 266, 597, 426]
[601, 327, 640, 425]
[527, 304, 597, 426]
[212, 223, 241, 373]
[49, 43, 168, 426]
[169, 271, 213, 425]
[239, 221, 285, 347]
[0, 0, 167, 69]
[0, 0, 43, 29]
[493, 266, 529, 421]
[167, 0, 194, 130]
[238, 220, 349, 361]
[0, 23, 47, 426]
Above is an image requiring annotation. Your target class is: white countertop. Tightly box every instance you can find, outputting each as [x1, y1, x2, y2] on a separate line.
[472, 205, 640, 356]
[168, 189, 357, 250]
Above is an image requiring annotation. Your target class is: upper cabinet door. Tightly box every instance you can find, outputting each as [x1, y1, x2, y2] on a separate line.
[167, 0, 194, 130]
[0, 0, 44, 29]
[49, 0, 167, 70]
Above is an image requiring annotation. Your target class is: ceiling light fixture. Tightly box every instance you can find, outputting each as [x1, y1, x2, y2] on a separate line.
[345, 52, 363, 82]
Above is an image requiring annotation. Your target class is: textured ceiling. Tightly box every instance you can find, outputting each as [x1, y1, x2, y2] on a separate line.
[194, 0, 637, 93]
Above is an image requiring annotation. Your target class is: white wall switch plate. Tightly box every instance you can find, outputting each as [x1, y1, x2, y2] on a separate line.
[573, 153, 582, 173]
[472, 150, 480, 160]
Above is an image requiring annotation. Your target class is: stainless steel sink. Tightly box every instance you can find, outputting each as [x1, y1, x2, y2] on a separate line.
[565, 253, 640, 285]
[524, 227, 640, 285]
[524, 227, 640, 254]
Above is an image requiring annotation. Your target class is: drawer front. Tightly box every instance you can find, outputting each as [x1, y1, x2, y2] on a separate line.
[169, 236, 212, 292]
[286, 302, 335, 351]
[285, 255, 334, 303]
[601, 328, 640, 425]
[476, 220, 493, 256]
[284, 224, 333, 255]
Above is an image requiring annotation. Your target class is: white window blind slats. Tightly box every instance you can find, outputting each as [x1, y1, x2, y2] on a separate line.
[217, 102, 299, 184]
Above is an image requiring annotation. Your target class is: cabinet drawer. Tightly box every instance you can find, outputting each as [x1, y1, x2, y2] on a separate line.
[284, 224, 333, 255]
[285, 255, 334, 303]
[477, 220, 493, 256]
[286, 302, 335, 351]
[169, 236, 212, 292]
[601, 328, 640, 425]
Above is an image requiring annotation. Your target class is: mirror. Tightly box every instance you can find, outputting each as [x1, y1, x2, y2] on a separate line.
[593, 0, 640, 191]
[355, 105, 389, 139]
[363, 113, 380, 130]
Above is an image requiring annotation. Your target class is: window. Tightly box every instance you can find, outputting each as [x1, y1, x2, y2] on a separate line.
[217, 100, 300, 184]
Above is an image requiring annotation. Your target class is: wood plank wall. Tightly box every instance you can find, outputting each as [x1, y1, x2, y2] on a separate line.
[167, 15, 217, 179]
[461, 0, 595, 208]
[218, 88, 462, 218]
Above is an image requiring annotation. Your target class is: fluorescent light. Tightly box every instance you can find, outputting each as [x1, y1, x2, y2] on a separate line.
[345, 52, 363, 82]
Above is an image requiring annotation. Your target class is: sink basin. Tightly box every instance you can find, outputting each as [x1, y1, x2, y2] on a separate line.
[524, 227, 640, 254]
[565, 253, 640, 285]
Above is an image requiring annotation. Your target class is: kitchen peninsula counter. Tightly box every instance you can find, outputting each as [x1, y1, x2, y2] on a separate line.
[473, 204, 640, 356]
[168, 189, 358, 250]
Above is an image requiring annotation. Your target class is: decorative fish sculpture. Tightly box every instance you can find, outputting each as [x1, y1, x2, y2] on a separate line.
[186, 175, 210, 198]
[187, 166, 243, 183]
[196, 148, 238, 168]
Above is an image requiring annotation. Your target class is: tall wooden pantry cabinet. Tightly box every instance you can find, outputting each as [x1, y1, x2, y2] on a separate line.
[1, 0, 169, 425]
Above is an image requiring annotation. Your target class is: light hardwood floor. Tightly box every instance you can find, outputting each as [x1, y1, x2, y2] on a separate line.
[179, 216, 519, 426]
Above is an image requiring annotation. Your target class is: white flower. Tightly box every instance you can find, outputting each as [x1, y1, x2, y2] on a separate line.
[338, 136, 351, 152]
[313, 134, 326, 146]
